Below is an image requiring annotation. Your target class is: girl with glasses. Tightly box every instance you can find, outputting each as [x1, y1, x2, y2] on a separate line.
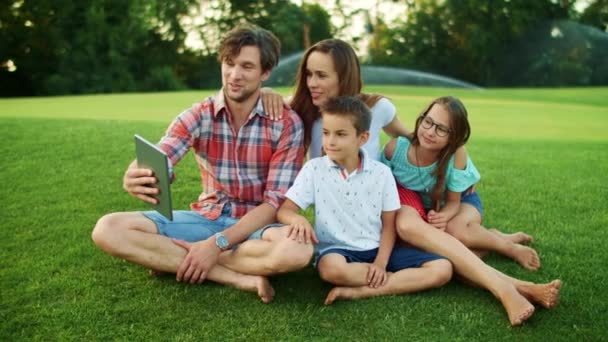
[382, 96, 540, 271]
[382, 96, 560, 325]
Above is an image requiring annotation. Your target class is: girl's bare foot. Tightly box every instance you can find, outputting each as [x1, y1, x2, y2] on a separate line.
[490, 229, 533, 245]
[510, 244, 541, 271]
[518, 280, 561, 309]
[499, 286, 536, 326]
[148, 269, 167, 277]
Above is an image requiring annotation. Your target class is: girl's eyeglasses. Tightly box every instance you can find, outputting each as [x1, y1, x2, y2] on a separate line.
[420, 116, 452, 137]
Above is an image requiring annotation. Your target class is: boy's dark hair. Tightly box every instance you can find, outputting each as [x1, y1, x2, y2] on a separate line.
[218, 24, 281, 72]
[320, 96, 371, 134]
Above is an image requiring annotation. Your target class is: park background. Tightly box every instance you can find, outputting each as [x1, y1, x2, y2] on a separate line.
[1, 0, 608, 340]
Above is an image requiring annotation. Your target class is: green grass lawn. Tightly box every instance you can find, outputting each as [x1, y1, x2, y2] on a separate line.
[1, 86, 607, 340]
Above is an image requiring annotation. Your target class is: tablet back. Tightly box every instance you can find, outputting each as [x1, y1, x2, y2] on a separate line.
[134, 135, 173, 221]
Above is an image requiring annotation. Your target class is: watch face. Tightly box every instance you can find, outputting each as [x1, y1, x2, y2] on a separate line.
[216, 233, 229, 250]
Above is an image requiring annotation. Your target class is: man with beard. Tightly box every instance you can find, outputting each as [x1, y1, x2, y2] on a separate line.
[92, 25, 309, 303]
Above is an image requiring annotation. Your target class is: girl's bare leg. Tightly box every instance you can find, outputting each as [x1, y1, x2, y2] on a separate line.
[489, 228, 533, 245]
[445, 205, 540, 271]
[494, 271, 561, 309]
[396, 206, 535, 326]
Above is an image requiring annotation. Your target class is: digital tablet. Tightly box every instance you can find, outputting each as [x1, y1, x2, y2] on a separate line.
[134, 134, 173, 221]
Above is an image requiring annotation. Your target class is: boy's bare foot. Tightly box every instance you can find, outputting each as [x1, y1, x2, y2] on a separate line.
[518, 280, 561, 309]
[324, 287, 343, 305]
[255, 276, 275, 304]
[499, 286, 536, 326]
[490, 228, 534, 244]
[510, 244, 541, 271]
[324, 284, 390, 305]
[325, 286, 360, 305]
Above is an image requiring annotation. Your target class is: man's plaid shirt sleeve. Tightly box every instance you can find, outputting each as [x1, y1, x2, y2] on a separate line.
[264, 111, 305, 209]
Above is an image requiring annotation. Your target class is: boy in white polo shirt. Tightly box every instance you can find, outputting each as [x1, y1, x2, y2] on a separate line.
[277, 96, 453, 304]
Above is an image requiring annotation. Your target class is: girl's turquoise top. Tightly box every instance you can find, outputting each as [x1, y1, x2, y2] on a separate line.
[380, 137, 480, 208]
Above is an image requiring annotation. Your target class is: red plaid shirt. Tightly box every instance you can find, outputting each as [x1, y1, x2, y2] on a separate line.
[158, 91, 305, 219]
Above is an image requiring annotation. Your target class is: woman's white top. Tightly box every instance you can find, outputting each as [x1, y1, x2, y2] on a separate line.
[309, 97, 396, 161]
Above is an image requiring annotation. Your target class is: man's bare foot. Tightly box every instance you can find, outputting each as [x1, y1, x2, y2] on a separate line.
[499, 286, 536, 326]
[510, 244, 541, 271]
[490, 228, 534, 244]
[255, 276, 275, 304]
[518, 280, 561, 309]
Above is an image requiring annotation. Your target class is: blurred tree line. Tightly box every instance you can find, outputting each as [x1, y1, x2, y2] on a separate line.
[368, 0, 608, 87]
[0, 0, 332, 96]
[1, 0, 606, 97]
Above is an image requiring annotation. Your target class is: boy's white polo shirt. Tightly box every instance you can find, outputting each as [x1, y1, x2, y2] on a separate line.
[285, 149, 400, 255]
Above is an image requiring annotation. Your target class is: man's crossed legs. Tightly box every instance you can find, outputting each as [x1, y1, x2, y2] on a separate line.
[91, 209, 313, 303]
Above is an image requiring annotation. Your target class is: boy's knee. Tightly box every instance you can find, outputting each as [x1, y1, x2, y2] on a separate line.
[318, 262, 342, 284]
[317, 257, 348, 284]
[427, 259, 453, 287]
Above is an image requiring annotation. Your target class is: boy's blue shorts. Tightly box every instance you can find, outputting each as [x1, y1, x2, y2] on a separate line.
[318, 246, 445, 272]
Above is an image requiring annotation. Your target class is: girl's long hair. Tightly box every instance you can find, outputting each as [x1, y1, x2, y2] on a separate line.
[290, 38, 384, 150]
[411, 96, 471, 210]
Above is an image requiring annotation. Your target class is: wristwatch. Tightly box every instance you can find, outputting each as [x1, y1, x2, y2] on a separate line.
[214, 232, 230, 251]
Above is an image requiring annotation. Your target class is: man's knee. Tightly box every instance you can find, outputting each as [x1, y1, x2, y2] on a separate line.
[92, 213, 115, 247]
[265, 231, 313, 273]
[91, 213, 130, 256]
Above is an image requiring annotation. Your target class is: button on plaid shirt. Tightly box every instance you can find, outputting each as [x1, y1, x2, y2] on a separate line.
[157, 90, 305, 219]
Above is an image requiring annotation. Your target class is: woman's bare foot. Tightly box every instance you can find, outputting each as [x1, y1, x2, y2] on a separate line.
[490, 229, 533, 244]
[518, 280, 561, 309]
[498, 286, 536, 326]
[509, 244, 541, 271]
[255, 276, 275, 304]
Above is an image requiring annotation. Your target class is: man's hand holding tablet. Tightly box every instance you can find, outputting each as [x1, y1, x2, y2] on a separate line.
[131, 135, 173, 221]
